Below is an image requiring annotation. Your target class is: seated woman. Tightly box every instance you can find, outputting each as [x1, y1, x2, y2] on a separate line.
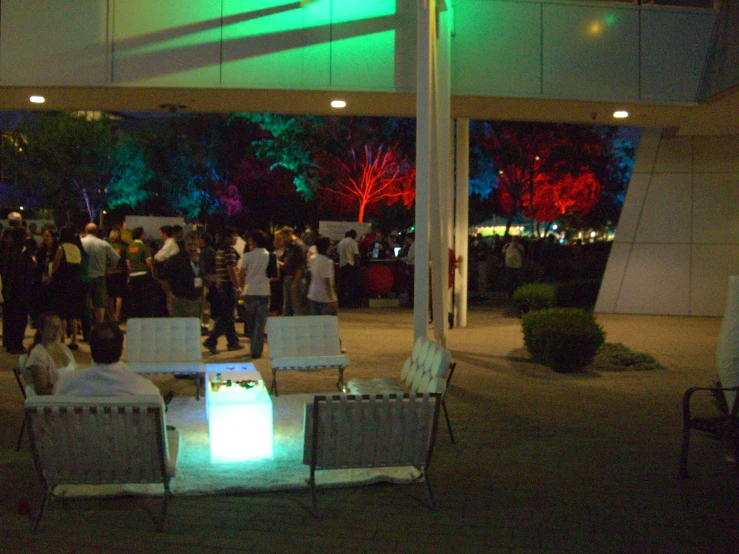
[22, 312, 78, 395]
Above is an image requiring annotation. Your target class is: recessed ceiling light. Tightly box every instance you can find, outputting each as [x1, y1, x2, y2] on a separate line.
[331, 100, 347, 109]
[613, 110, 629, 119]
[29, 95, 45, 104]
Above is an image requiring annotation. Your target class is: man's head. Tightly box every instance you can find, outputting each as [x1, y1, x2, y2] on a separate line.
[173, 225, 184, 240]
[184, 231, 200, 259]
[160, 225, 173, 239]
[345, 230, 357, 240]
[224, 226, 238, 246]
[279, 226, 294, 244]
[7, 211, 22, 228]
[132, 227, 145, 241]
[315, 235, 332, 255]
[89, 323, 124, 365]
[85, 223, 97, 236]
[252, 229, 271, 249]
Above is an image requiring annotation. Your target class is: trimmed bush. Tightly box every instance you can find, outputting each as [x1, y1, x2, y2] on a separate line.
[591, 342, 665, 372]
[522, 308, 605, 373]
[512, 283, 556, 315]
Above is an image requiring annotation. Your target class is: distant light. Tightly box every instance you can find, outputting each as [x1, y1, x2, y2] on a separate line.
[19, 206, 24, 210]
[552, 224, 558, 231]
[535, 156, 540, 161]
[331, 100, 347, 109]
[590, 231, 597, 238]
[29, 95, 45, 104]
[498, 170, 504, 175]
[613, 110, 629, 119]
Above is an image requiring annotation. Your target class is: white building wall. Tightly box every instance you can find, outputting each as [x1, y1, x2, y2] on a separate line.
[596, 129, 739, 316]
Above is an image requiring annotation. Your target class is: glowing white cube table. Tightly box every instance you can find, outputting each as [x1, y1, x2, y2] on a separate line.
[205, 363, 273, 463]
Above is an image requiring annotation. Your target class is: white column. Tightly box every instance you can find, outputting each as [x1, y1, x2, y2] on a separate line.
[414, 0, 435, 341]
[455, 118, 470, 328]
[432, 3, 451, 344]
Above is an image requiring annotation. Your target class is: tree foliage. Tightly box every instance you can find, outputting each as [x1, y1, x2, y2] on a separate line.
[320, 143, 416, 223]
[15, 112, 117, 222]
[232, 113, 320, 199]
[473, 121, 626, 234]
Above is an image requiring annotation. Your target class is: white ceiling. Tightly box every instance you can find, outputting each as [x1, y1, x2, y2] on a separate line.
[1, 83, 737, 135]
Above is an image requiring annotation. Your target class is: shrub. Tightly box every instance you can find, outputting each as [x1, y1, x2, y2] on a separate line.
[512, 283, 556, 315]
[590, 342, 665, 372]
[522, 308, 605, 373]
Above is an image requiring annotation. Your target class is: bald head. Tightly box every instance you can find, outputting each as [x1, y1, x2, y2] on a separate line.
[85, 223, 98, 235]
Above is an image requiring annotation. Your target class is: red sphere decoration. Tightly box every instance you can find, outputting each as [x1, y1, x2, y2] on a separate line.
[362, 264, 394, 296]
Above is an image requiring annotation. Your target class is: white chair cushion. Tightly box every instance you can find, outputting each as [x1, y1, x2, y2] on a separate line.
[126, 318, 202, 364]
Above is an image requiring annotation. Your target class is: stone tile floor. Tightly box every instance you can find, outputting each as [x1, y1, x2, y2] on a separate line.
[1, 307, 737, 553]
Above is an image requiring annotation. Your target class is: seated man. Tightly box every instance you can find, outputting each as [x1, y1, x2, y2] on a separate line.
[54, 323, 160, 397]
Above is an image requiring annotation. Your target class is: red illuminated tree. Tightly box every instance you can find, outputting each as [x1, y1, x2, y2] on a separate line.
[478, 122, 610, 234]
[322, 144, 415, 223]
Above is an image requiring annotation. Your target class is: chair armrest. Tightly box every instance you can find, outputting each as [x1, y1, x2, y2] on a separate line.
[682, 386, 739, 426]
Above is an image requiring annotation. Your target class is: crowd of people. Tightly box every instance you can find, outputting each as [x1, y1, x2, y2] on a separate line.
[0, 215, 365, 396]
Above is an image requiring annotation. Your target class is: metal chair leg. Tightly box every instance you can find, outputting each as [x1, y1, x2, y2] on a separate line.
[16, 418, 25, 452]
[310, 467, 318, 512]
[423, 470, 436, 510]
[679, 425, 691, 479]
[32, 492, 50, 534]
[271, 369, 279, 397]
[441, 399, 455, 444]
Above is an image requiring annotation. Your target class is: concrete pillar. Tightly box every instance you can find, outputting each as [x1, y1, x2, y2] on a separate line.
[455, 118, 470, 328]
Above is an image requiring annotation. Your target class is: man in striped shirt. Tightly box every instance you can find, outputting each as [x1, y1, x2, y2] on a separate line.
[202, 227, 243, 355]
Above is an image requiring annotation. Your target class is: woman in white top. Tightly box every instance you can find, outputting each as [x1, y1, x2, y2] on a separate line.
[23, 312, 78, 395]
[307, 236, 338, 316]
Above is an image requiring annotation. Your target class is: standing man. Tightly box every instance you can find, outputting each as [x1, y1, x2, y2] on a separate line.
[80, 223, 120, 324]
[154, 225, 179, 268]
[336, 229, 360, 308]
[502, 235, 525, 295]
[277, 227, 307, 316]
[125, 227, 156, 318]
[161, 231, 204, 318]
[239, 230, 273, 359]
[203, 227, 243, 354]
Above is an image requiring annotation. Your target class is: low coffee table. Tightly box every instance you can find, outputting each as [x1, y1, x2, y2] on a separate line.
[204, 363, 273, 463]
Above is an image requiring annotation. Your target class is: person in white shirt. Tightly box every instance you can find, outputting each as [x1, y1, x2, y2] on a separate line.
[336, 230, 360, 308]
[23, 312, 78, 395]
[54, 323, 160, 397]
[154, 225, 180, 264]
[239, 230, 274, 359]
[80, 223, 120, 324]
[307, 236, 337, 316]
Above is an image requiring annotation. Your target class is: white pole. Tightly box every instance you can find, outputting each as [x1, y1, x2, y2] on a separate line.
[455, 118, 470, 328]
[433, 4, 451, 345]
[414, 0, 434, 342]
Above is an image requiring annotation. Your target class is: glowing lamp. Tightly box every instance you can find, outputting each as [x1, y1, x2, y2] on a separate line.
[331, 100, 347, 109]
[205, 365, 273, 463]
[613, 110, 629, 119]
[29, 95, 45, 104]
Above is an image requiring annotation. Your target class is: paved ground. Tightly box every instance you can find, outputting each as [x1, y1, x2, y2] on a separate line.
[1, 306, 737, 553]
